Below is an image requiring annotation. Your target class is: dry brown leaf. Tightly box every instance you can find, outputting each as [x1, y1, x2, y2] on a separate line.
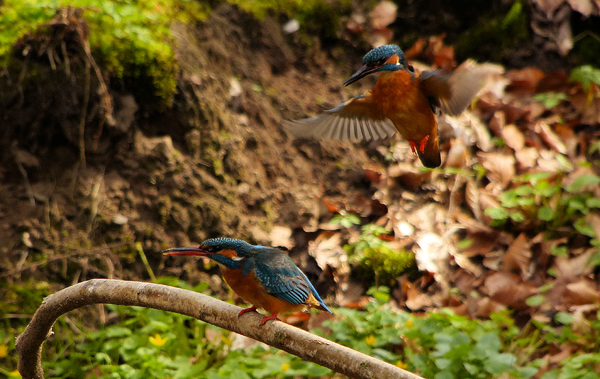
[478, 152, 516, 189]
[370, 1, 398, 29]
[567, 0, 596, 16]
[483, 249, 505, 271]
[569, 90, 600, 124]
[405, 284, 434, 311]
[414, 232, 450, 275]
[533, 0, 566, 19]
[488, 110, 506, 136]
[484, 271, 537, 310]
[537, 70, 570, 92]
[553, 248, 595, 279]
[506, 67, 545, 94]
[515, 147, 539, 169]
[445, 139, 468, 168]
[502, 233, 532, 278]
[363, 165, 385, 184]
[269, 225, 293, 249]
[536, 121, 568, 154]
[469, 112, 493, 152]
[476, 297, 507, 318]
[502, 124, 526, 150]
[460, 231, 499, 257]
[564, 279, 600, 305]
[528, 101, 547, 120]
[388, 162, 431, 190]
[465, 179, 482, 221]
[537, 149, 565, 172]
[479, 190, 502, 226]
[308, 231, 348, 275]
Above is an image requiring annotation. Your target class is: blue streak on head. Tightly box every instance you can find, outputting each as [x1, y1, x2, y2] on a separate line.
[199, 237, 255, 270]
[200, 238, 254, 256]
[362, 44, 407, 72]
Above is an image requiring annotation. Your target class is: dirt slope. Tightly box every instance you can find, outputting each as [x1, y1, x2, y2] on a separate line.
[0, 4, 383, 287]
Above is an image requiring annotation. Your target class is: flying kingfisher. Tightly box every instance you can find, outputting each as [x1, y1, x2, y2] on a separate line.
[164, 238, 331, 326]
[283, 44, 488, 168]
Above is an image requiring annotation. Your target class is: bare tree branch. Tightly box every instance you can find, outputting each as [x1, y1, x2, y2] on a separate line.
[16, 279, 425, 379]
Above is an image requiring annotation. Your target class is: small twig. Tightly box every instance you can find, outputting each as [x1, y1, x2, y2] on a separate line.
[86, 172, 104, 234]
[16, 280, 425, 379]
[61, 40, 70, 77]
[135, 242, 157, 282]
[13, 148, 36, 207]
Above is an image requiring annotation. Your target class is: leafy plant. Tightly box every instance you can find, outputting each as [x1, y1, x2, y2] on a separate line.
[484, 172, 600, 235]
[534, 92, 569, 109]
[329, 212, 361, 228]
[570, 65, 600, 92]
[321, 297, 541, 379]
[344, 225, 415, 287]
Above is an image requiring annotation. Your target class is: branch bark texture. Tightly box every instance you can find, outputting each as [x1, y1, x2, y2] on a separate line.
[16, 279, 425, 379]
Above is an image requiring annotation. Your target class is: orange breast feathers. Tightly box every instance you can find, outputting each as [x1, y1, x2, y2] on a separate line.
[221, 267, 308, 315]
[370, 70, 437, 142]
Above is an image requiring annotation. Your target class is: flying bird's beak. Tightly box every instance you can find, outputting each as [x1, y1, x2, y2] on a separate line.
[163, 246, 211, 256]
[343, 64, 379, 87]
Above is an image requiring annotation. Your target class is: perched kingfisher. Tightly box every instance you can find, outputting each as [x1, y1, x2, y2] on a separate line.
[283, 44, 488, 168]
[164, 238, 331, 325]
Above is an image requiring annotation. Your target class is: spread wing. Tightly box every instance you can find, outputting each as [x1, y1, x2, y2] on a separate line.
[253, 248, 330, 311]
[419, 60, 489, 116]
[282, 95, 397, 142]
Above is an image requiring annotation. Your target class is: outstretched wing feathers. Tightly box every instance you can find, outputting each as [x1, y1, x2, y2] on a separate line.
[283, 95, 397, 142]
[419, 60, 489, 116]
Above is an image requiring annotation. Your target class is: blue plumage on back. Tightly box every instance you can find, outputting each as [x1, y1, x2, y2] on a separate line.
[252, 247, 331, 312]
[164, 237, 332, 325]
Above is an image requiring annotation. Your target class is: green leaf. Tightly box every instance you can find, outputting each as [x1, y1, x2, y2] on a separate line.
[538, 206, 555, 221]
[477, 332, 501, 354]
[457, 239, 473, 249]
[533, 92, 568, 108]
[329, 213, 361, 228]
[555, 312, 574, 325]
[570, 65, 600, 91]
[586, 197, 600, 208]
[514, 366, 540, 379]
[485, 353, 516, 376]
[551, 245, 568, 256]
[566, 174, 600, 192]
[509, 211, 525, 223]
[526, 295, 545, 307]
[105, 326, 132, 338]
[574, 218, 596, 238]
[485, 207, 508, 220]
[434, 371, 454, 379]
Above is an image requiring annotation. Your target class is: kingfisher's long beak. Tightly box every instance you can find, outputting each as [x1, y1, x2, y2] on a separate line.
[163, 246, 211, 256]
[344, 64, 380, 86]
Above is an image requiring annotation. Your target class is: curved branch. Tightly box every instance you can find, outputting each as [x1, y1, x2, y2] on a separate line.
[16, 279, 424, 379]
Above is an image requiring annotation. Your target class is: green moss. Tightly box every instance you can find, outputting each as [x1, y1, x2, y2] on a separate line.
[0, 0, 209, 105]
[345, 224, 415, 287]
